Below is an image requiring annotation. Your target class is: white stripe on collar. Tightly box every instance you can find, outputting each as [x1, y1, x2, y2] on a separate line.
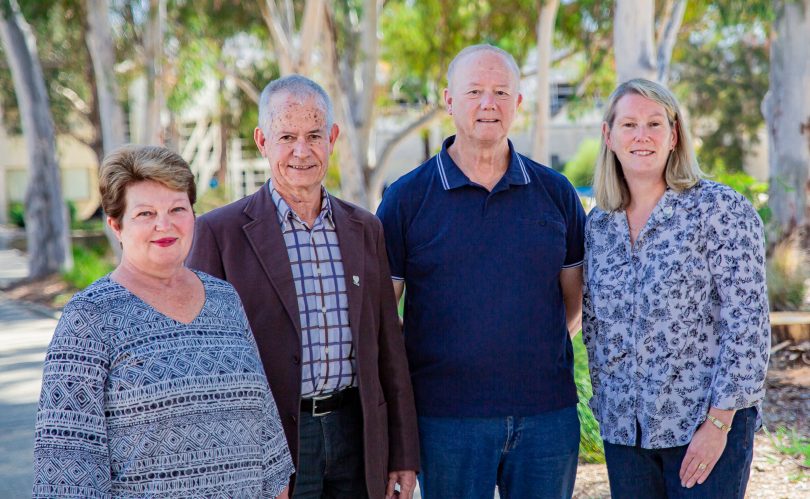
[436, 152, 450, 190]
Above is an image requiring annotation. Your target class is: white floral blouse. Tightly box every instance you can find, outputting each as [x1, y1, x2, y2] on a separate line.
[582, 180, 770, 449]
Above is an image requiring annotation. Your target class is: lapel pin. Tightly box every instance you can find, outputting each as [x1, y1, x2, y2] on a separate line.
[352, 275, 360, 286]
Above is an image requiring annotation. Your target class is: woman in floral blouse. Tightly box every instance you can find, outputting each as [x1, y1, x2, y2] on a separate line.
[582, 78, 770, 499]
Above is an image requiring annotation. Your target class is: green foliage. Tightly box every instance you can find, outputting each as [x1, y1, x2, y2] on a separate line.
[562, 138, 600, 188]
[381, 0, 536, 105]
[573, 332, 605, 463]
[8, 202, 25, 228]
[62, 244, 114, 290]
[672, 5, 770, 173]
[769, 426, 810, 481]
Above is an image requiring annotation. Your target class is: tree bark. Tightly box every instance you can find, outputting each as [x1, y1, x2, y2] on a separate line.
[85, 0, 127, 259]
[531, 0, 559, 164]
[142, 0, 165, 145]
[86, 0, 126, 151]
[0, 0, 72, 277]
[614, 0, 656, 83]
[762, 0, 810, 245]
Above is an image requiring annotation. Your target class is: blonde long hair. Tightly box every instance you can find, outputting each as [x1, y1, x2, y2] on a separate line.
[594, 78, 703, 211]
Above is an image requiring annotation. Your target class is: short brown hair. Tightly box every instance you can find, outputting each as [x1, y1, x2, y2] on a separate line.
[99, 145, 196, 223]
[594, 78, 703, 211]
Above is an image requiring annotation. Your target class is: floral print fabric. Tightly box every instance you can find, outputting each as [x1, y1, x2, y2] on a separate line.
[583, 180, 770, 449]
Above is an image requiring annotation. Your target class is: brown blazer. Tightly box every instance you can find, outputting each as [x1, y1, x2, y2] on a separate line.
[186, 184, 419, 498]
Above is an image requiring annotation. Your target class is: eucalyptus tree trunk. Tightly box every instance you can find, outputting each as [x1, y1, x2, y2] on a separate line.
[531, 0, 559, 165]
[142, 0, 165, 145]
[85, 0, 126, 259]
[0, 0, 72, 277]
[762, 0, 810, 245]
[613, 0, 685, 85]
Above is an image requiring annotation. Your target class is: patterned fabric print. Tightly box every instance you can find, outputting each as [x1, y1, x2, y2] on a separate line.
[582, 180, 770, 449]
[33, 271, 294, 498]
[271, 184, 355, 398]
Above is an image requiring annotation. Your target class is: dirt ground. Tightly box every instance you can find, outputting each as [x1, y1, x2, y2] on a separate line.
[5, 277, 810, 498]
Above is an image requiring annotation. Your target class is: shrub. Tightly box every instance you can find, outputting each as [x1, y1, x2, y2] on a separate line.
[562, 138, 600, 188]
[9, 202, 25, 228]
[767, 240, 808, 311]
[573, 332, 605, 463]
[62, 245, 115, 290]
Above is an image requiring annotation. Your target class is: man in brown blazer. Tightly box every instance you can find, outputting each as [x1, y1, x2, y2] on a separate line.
[187, 75, 418, 499]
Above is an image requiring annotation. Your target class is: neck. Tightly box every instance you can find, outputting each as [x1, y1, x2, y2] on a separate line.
[625, 175, 666, 212]
[447, 136, 511, 190]
[112, 258, 186, 290]
[276, 184, 322, 226]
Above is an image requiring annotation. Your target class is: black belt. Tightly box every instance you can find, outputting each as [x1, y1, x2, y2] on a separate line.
[300, 387, 359, 417]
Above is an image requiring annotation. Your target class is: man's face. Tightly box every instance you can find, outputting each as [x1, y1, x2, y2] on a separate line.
[253, 92, 339, 197]
[444, 51, 522, 145]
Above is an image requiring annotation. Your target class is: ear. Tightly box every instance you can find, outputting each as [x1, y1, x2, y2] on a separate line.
[253, 127, 267, 157]
[443, 88, 452, 114]
[516, 92, 523, 108]
[670, 121, 678, 150]
[107, 215, 122, 241]
[602, 122, 612, 149]
[328, 123, 340, 152]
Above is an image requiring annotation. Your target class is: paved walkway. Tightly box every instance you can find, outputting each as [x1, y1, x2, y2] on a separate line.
[0, 242, 57, 498]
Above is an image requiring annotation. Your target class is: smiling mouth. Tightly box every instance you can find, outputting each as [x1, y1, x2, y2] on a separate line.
[631, 150, 654, 156]
[288, 164, 316, 170]
[153, 238, 177, 247]
[477, 119, 500, 123]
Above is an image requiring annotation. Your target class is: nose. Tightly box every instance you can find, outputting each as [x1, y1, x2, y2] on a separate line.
[293, 137, 311, 157]
[155, 211, 172, 231]
[480, 92, 496, 109]
[633, 125, 652, 141]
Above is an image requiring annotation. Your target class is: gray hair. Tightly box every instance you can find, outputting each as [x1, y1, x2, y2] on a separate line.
[447, 44, 521, 91]
[594, 78, 704, 212]
[258, 74, 334, 134]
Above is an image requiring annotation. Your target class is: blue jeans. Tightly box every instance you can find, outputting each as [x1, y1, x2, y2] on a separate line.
[418, 405, 580, 499]
[603, 407, 757, 499]
[292, 398, 368, 499]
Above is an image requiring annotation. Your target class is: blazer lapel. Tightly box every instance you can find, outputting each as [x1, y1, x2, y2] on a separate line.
[332, 200, 365, 350]
[242, 186, 302, 338]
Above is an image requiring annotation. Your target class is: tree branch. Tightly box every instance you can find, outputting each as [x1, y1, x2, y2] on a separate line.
[656, 0, 686, 84]
[217, 62, 260, 104]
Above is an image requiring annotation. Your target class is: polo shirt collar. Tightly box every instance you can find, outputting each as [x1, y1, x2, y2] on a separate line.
[267, 180, 334, 229]
[436, 135, 531, 191]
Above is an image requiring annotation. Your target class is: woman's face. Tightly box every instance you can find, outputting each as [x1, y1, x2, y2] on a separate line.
[603, 93, 677, 183]
[108, 180, 194, 275]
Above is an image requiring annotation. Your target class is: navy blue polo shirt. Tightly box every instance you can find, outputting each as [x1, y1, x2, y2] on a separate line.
[377, 135, 585, 417]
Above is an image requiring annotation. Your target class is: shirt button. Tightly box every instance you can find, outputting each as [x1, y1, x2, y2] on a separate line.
[315, 266, 321, 275]
[322, 306, 327, 314]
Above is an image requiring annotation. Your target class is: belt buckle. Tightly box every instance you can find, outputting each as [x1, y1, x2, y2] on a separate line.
[311, 392, 334, 417]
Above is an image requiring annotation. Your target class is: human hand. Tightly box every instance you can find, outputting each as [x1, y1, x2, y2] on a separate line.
[276, 484, 290, 499]
[679, 410, 733, 488]
[386, 470, 417, 499]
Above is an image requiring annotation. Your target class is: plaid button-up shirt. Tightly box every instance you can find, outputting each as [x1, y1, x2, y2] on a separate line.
[270, 183, 356, 398]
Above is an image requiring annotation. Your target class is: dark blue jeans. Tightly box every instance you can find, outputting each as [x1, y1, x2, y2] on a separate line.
[292, 399, 368, 499]
[417, 405, 580, 499]
[603, 407, 757, 499]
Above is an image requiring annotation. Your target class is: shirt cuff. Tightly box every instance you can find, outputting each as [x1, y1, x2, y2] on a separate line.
[562, 260, 584, 269]
[391, 275, 405, 281]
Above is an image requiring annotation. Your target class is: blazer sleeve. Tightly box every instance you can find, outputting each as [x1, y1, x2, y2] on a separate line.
[373, 219, 420, 472]
[187, 216, 226, 280]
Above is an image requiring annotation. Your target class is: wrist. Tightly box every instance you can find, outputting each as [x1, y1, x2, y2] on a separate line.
[705, 413, 732, 433]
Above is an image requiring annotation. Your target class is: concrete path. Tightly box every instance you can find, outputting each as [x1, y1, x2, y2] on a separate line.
[0, 241, 58, 498]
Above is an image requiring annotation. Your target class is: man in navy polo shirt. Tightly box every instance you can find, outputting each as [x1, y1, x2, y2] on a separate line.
[376, 44, 585, 498]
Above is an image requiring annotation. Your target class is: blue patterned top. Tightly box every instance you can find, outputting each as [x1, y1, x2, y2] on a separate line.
[582, 180, 770, 449]
[33, 271, 294, 498]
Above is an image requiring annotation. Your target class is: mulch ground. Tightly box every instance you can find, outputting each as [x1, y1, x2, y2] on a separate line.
[4, 276, 809, 498]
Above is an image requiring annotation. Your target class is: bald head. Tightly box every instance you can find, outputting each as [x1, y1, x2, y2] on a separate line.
[447, 44, 521, 91]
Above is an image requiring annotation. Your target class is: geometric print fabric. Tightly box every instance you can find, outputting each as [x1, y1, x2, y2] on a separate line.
[33, 271, 294, 498]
